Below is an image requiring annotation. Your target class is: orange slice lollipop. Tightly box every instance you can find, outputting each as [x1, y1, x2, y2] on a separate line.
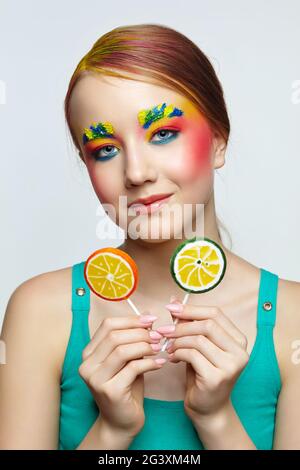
[84, 247, 138, 301]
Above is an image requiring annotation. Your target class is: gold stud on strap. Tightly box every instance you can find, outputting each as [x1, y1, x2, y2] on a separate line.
[263, 301, 272, 311]
[76, 287, 86, 296]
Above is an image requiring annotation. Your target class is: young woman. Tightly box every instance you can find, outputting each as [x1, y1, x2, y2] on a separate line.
[1, 24, 300, 451]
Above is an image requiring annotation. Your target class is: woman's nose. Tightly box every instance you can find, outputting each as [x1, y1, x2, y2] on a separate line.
[124, 147, 158, 188]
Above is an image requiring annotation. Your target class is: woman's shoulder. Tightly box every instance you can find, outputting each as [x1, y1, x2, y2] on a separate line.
[275, 275, 300, 380]
[5, 263, 73, 320]
[240, 256, 300, 380]
[2, 263, 76, 375]
[228, 251, 300, 319]
[277, 274, 300, 312]
[224, 252, 300, 383]
[276, 275, 300, 342]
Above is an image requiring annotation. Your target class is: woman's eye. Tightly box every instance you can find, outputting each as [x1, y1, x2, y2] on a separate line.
[90, 130, 179, 161]
[92, 145, 119, 161]
[150, 129, 179, 145]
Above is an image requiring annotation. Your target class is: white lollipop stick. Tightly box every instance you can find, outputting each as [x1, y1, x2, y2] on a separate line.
[161, 292, 190, 352]
[126, 297, 142, 316]
[127, 297, 153, 333]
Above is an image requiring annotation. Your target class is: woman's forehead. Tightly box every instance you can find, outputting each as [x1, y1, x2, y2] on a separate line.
[70, 73, 186, 118]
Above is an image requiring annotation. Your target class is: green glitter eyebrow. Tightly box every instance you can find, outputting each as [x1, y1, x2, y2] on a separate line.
[82, 121, 114, 145]
[137, 102, 184, 129]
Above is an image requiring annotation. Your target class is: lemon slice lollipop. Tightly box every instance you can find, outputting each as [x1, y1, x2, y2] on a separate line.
[162, 237, 226, 352]
[170, 237, 226, 293]
[84, 247, 138, 301]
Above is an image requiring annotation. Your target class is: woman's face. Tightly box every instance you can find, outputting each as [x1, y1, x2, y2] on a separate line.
[69, 72, 226, 242]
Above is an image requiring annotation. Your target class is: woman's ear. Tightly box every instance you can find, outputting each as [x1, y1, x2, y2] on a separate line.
[212, 132, 227, 169]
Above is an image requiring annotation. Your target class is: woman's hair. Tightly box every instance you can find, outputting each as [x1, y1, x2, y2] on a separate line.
[64, 23, 232, 248]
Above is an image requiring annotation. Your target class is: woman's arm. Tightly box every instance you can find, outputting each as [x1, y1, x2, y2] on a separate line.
[191, 279, 300, 450]
[272, 280, 300, 449]
[0, 271, 136, 450]
[192, 401, 257, 450]
[0, 275, 63, 449]
[76, 417, 135, 450]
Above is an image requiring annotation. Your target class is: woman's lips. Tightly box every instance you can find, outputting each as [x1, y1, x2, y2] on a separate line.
[129, 194, 173, 215]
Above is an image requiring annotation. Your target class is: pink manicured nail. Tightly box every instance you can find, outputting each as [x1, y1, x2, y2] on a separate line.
[140, 315, 158, 323]
[156, 324, 176, 334]
[155, 358, 167, 365]
[150, 343, 162, 351]
[149, 331, 163, 340]
[166, 339, 175, 350]
[165, 303, 183, 312]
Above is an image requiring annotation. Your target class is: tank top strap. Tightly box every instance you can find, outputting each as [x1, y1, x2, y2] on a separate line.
[256, 268, 279, 328]
[72, 261, 90, 312]
[61, 262, 91, 380]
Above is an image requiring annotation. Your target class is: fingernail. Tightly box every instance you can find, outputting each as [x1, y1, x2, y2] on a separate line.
[166, 339, 174, 350]
[150, 343, 162, 351]
[149, 331, 163, 340]
[140, 315, 158, 324]
[156, 324, 176, 334]
[155, 358, 167, 365]
[165, 303, 183, 312]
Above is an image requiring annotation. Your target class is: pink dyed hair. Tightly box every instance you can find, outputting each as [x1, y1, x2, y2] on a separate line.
[64, 23, 230, 156]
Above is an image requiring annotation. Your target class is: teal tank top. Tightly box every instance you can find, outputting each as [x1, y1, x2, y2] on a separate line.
[59, 261, 282, 450]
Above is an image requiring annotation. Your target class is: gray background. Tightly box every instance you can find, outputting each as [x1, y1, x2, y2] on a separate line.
[1, 0, 300, 328]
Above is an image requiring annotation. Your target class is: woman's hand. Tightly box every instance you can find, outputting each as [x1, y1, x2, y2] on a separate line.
[156, 302, 249, 423]
[78, 313, 165, 439]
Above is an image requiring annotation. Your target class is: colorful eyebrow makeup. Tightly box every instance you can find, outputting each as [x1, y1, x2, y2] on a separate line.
[82, 121, 115, 144]
[137, 102, 184, 129]
[82, 102, 184, 145]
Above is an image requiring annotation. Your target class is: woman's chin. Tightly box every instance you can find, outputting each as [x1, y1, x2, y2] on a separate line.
[135, 236, 172, 245]
[126, 225, 184, 244]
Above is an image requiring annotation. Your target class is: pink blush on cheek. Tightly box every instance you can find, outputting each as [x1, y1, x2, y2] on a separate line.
[88, 170, 117, 205]
[177, 119, 213, 180]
